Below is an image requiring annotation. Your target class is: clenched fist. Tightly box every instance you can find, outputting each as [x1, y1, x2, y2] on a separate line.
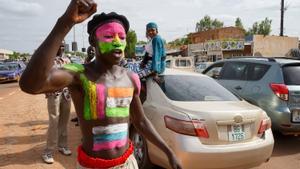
[61, 0, 97, 25]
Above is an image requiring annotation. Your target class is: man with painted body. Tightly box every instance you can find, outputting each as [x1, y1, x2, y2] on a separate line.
[20, 0, 181, 168]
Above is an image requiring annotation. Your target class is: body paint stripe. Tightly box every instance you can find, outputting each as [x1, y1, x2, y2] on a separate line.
[106, 97, 132, 108]
[92, 123, 128, 135]
[93, 132, 128, 143]
[130, 73, 141, 95]
[93, 138, 128, 151]
[89, 82, 97, 120]
[107, 88, 134, 98]
[96, 84, 106, 119]
[80, 74, 91, 120]
[106, 107, 129, 117]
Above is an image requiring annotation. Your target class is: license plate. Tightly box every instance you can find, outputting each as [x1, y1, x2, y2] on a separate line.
[292, 110, 300, 122]
[228, 124, 245, 141]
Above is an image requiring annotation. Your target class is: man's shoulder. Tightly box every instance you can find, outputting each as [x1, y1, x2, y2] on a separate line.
[63, 63, 85, 73]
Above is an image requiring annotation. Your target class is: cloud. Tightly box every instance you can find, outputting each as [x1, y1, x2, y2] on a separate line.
[0, 0, 43, 17]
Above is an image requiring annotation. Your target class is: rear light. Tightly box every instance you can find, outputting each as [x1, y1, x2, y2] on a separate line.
[164, 116, 209, 138]
[258, 118, 272, 137]
[269, 83, 289, 101]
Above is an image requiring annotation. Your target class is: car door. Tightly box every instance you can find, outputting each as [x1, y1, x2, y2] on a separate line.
[218, 61, 249, 97]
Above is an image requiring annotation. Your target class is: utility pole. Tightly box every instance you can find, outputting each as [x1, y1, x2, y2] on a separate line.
[72, 26, 78, 52]
[280, 0, 284, 36]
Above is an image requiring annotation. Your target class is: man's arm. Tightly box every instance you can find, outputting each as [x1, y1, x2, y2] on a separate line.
[19, 0, 97, 94]
[129, 74, 182, 169]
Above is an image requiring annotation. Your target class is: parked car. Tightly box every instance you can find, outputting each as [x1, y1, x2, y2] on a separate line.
[130, 69, 273, 169]
[195, 62, 213, 73]
[202, 57, 300, 135]
[165, 56, 195, 72]
[0, 61, 26, 83]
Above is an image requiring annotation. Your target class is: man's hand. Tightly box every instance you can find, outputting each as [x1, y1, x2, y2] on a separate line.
[167, 151, 183, 169]
[62, 0, 97, 25]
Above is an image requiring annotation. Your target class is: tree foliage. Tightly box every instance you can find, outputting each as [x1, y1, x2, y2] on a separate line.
[125, 29, 137, 58]
[168, 35, 190, 49]
[195, 15, 224, 32]
[235, 17, 244, 30]
[246, 17, 272, 36]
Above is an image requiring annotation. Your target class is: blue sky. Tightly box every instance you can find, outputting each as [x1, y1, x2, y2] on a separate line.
[0, 0, 299, 53]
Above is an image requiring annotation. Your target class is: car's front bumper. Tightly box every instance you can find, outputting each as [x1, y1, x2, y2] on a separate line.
[148, 130, 274, 169]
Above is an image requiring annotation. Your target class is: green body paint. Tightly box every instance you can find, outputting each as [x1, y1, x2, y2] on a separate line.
[105, 107, 129, 118]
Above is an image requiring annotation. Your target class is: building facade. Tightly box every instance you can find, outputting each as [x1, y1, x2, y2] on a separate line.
[188, 27, 245, 62]
[0, 49, 13, 60]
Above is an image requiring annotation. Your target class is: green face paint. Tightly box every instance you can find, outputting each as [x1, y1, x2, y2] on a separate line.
[98, 38, 126, 55]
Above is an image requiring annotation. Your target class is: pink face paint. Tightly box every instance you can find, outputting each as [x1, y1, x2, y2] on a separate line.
[96, 22, 126, 43]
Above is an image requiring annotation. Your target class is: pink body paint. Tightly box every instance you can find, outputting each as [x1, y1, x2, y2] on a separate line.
[131, 73, 141, 95]
[93, 138, 128, 151]
[95, 22, 126, 42]
[96, 84, 106, 119]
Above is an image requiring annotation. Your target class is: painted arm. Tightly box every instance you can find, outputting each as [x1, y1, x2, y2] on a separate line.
[19, 0, 97, 94]
[129, 73, 182, 169]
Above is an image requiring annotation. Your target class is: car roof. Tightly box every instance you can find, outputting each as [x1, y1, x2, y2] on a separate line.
[163, 68, 203, 76]
[216, 57, 300, 65]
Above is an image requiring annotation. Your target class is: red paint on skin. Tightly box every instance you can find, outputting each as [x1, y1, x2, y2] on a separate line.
[96, 22, 126, 42]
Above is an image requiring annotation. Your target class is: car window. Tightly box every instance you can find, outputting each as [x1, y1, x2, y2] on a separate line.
[166, 60, 171, 68]
[221, 62, 247, 80]
[179, 60, 186, 67]
[3, 63, 19, 71]
[158, 75, 240, 102]
[283, 65, 300, 85]
[0, 65, 9, 71]
[247, 63, 270, 81]
[203, 63, 224, 79]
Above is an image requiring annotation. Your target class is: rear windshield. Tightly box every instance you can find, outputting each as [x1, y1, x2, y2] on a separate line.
[283, 65, 300, 85]
[158, 75, 240, 101]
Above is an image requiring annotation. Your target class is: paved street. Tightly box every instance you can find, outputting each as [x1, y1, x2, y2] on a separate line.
[0, 82, 299, 169]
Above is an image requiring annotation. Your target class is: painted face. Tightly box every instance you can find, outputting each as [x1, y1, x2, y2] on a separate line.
[95, 22, 126, 55]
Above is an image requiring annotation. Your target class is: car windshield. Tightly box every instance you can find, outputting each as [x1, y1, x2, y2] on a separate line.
[0, 63, 18, 71]
[283, 65, 300, 85]
[158, 75, 240, 101]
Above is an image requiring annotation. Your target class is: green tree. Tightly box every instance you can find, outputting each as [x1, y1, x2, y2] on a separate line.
[125, 29, 137, 58]
[195, 15, 224, 32]
[9, 52, 21, 60]
[246, 17, 272, 36]
[235, 17, 244, 30]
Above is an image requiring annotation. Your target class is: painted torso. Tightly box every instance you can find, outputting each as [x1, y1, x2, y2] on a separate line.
[64, 63, 139, 159]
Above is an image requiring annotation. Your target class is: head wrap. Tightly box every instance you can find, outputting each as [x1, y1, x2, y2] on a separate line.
[146, 22, 158, 30]
[87, 12, 130, 35]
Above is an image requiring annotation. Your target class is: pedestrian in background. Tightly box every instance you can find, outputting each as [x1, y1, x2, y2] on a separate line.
[42, 42, 72, 164]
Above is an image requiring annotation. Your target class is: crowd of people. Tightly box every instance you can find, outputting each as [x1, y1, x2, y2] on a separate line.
[19, 0, 181, 169]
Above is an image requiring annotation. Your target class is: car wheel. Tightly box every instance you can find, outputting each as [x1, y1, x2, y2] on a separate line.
[130, 126, 154, 169]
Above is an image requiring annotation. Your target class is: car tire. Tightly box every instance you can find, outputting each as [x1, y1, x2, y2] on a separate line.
[130, 126, 154, 169]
